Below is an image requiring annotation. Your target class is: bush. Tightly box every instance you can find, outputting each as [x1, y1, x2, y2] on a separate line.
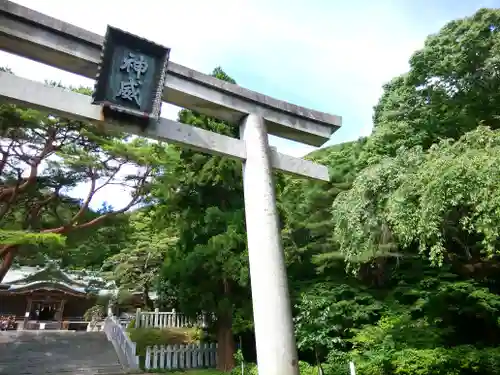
[229, 361, 323, 375]
[116, 289, 136, 307]
[83, 305, 105, 321]
[148, 371, 225, 374]
[230, 362, 258, 375]
[392, 346, 500, 375]
[350, 346, 500, 375]
[168, 371, 226, 374]
[298, 361, 324, 375]
[128, 327, 200, 358]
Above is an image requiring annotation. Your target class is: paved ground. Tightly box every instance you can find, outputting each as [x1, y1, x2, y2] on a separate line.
[0, 331, 126, 374]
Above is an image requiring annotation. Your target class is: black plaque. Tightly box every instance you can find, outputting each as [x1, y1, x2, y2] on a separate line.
[92, 26, 170, 126]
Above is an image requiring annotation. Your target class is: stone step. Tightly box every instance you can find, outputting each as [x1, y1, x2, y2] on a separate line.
[0, 366, 125, 375]
[0, 331, 126, 375]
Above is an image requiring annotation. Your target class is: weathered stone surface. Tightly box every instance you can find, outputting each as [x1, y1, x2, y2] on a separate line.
[0, 331, 125, 374]
[0, 72, 329, 181]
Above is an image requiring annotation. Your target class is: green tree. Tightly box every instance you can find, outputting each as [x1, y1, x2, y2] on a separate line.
[102, 209, 177, 309]
[284, 8, 500, 374]
[347, 262, 500, 374]
[294, 282, 382, 365]
[155, 68, 250, 372]
[363, 8, 500, 162]
[332, 127, 500, 268]
[0, 74, 175, 281]
[60, 211, 132, 269]
[281, 140, 365, 258]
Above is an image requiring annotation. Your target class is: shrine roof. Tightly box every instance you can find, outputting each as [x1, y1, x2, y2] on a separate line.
[5, 281, 87, 296]
[1, 262, 114, 296]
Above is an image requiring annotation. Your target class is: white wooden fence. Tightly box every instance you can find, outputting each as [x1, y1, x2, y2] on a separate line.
[103, 316, 140, 370]
[144, 343, 217, 370]
[118, 319, 130, 330]
[135, 308, 204, 329]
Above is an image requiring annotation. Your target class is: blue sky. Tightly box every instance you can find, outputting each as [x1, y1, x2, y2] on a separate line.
[1, 0, 497, 208]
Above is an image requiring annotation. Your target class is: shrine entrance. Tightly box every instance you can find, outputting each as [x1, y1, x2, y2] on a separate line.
[35, 303, 56, 321]
[20, 289, 93, 330]
[23, 293, 67, 330]
[30, 299, 62, 321]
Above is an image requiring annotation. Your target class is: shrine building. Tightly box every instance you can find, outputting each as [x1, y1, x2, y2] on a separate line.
[0, 262, 111, 330]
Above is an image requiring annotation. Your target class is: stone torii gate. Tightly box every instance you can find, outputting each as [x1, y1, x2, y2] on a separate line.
[0, 1, 342, 374]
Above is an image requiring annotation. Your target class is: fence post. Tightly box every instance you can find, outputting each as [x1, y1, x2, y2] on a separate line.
[135, 308, 141, 328]
[159, 345, 166, 368]
[154, 308, 160, 328]
[172, 308, 177, 327]
[145, 346, 151, 370]
[129, 341, 137, 365]
[153, 345, 159, 369]
[212, 343, 218, 367]
[166, 344, 173, 369]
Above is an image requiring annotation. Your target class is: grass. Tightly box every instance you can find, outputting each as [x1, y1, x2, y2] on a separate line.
[168, 371, 224, 374]
[143, 370, 225, 374]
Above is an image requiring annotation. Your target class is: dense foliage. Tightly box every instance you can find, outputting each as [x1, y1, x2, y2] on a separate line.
[286, 8, 500, 374]
[2, 6, 500, 375]
[152, 68, 252, 372]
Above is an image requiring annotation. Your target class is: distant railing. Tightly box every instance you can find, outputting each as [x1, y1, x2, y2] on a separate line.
[118, 319, 131, 330]
[144, 343, 217, 370]
[103, 316, 139, 370]
[86, 320, 104, 332]
[135, 308, 205, 329]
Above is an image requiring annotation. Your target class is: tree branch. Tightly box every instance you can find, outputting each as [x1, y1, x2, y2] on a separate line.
[68, 169, 98, 226]
[45, 167, 151, 235]
[0, 129, 57, 201]
[0, 140, 15, 175]
[71, 194, 139, 231]
[0, 244, 16, 257]
[22, 192, 59, 230]
[93, 162, 126, 194]
[0, 168, 22, 223]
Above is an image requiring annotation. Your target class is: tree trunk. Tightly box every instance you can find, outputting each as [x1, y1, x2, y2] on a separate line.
[0, 246, 17, 282]
[216, 277, 236, 372]
[216, 309, 236, 372]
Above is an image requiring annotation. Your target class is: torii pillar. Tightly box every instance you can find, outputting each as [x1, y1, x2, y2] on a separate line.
[241, 114, 299, 375]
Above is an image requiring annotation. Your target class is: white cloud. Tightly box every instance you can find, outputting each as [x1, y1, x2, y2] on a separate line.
[1, 0, 465, 209]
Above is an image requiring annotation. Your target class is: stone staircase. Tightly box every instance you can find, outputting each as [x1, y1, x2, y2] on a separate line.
[0, 331, 127, 375]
